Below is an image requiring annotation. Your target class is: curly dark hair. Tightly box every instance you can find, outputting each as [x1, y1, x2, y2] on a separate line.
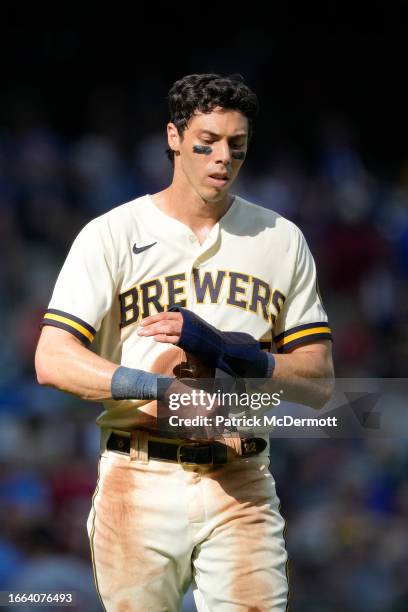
[166, 73, 259, 162]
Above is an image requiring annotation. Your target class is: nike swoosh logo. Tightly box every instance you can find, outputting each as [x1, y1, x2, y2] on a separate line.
[132, 241, 157, 254]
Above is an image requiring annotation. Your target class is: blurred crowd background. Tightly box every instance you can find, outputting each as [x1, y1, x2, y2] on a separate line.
[1, 13, 408, 611]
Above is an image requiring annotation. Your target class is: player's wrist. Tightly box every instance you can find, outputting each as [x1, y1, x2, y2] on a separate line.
[111, 366, 174, 401]
[265, 352, 275, 378]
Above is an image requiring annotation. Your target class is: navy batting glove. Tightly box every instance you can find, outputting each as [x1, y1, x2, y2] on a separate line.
[168, 306, 274, 379]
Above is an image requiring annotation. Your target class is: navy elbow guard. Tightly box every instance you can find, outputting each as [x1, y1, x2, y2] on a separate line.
[168, 307, 275, 379]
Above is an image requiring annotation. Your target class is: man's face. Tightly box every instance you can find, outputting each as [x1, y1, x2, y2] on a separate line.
[168, 106, 249, 202]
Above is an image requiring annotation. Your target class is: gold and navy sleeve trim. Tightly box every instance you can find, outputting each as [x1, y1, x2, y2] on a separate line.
[40, 309, 96, 345]
[274, 321, 332, 353]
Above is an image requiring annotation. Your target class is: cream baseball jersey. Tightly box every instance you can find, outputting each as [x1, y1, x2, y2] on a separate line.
[41, 194, 332, 430]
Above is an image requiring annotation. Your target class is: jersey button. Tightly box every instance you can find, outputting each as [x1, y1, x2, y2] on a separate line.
[189, 235, 196, 243]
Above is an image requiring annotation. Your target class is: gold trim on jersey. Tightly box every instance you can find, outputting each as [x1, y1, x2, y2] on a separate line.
[248, 274, 272, 322]
[275, 322, 332, 352]
[41, 309, 96, 344]
[193, 269, 227, 304]
[226, 270, 250, 311]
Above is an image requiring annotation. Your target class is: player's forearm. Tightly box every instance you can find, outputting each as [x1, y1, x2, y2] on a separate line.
[35, 330, 118, 401]
[35, 327, 175, 403]
[266, 345, 335, 409]
[273, 348, 333, 380]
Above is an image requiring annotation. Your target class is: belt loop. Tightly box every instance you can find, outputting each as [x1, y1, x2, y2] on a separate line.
[130, 430, 149, 463]
[219, 433, 242, 456]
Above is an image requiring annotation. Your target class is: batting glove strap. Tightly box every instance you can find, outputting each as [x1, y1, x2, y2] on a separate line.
[168, 306, 274, 379]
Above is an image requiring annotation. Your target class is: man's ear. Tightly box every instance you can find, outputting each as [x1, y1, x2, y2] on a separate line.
[167, 122, 181, 155]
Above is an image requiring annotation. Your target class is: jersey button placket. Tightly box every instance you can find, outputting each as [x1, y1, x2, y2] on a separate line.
[186, 234, 199, 308]
[186, 226, 220, 311]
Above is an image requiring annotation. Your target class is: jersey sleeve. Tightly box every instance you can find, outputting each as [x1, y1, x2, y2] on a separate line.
[40, 219, 116, 345]
[273, 226, 332, 353]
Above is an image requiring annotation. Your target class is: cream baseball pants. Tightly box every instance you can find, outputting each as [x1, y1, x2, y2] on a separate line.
[87, 433, 288, 611]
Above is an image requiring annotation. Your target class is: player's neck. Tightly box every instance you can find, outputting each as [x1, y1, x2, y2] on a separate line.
[151, 182, 233, 240]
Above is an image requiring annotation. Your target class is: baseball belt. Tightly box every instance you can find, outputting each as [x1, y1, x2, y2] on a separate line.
[107, 431, 267, 465]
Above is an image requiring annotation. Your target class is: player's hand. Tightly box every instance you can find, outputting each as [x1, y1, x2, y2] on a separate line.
[137, 311, 183, 344]
[159, 378, 226, 440]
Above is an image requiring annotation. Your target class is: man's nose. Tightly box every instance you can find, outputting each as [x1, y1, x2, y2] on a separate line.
[214, 141, 232, 165]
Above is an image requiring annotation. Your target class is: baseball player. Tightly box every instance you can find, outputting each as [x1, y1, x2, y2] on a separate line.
[35, 73, 334, 611]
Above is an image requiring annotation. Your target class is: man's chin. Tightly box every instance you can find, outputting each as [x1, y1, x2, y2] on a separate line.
[200, 187, 229, 204]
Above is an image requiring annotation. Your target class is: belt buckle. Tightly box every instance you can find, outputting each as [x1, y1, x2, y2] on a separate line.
[177, 442, 213, 466]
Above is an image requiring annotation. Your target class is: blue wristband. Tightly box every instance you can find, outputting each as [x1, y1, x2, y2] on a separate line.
[111, 366, 173, 401]
[266, 352, 275, 378]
